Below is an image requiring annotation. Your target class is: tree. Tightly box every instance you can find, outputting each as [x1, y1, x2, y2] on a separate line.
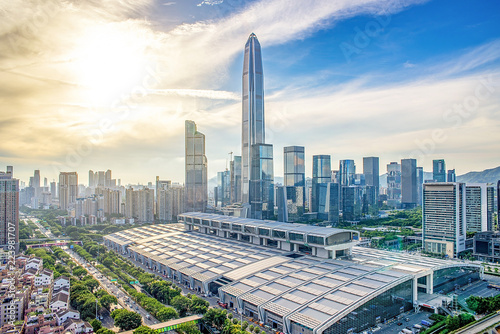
[133, 326, 156, 334]
[157, 307, 179, 321]
[73, 267, 88, 278]
[111, 309, 129, 319]
[90, 319, 102, 332]
[171, 295, 191, 317]
[190, 295, 209, 315]
[113, 309, 142, 331]
[176, 322, 201, 334]
[84, 278, 100, 293]
[203, 308, 227, 329]
[100, 295, 118, 310]
[96, 329, 115, 334]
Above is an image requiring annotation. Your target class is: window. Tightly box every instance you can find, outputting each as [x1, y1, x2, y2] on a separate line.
[289, 232, 304, 242]
[211, 221, 220, 228]
[307, 235, 325, 245]
[221, 222, 230, 229]
[232, 224, 242, 232]
[272, 230, 286, 239]
[244, 226, 256, 234]
[258, 228, 270, 236]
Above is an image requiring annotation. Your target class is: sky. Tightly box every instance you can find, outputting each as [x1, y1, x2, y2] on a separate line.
[1, 0, 499, 185]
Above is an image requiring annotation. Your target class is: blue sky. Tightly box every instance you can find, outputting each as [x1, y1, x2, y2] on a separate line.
[1, 0, 499, 184]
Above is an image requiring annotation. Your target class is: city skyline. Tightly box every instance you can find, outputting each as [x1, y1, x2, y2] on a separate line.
[1, 0, 500, 184]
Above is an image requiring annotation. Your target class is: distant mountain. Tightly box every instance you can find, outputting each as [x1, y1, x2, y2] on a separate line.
[457, 166, 500, 184]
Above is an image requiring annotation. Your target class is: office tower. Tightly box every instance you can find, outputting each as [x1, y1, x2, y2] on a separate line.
[6, 166, 12, 176]
[311, 155, 331, 213]
[242, 33, 265, 205]
[249, 144, 274, 220]
[276, 186, 288, 222]
[156, 177, 172, 222]
[386, 162, 401, 205]
[465, 184, 491, 232]
[317, 183, 340, 224]
[342, 186, 363, 222]
[447, 169, 456, 182]
[363, 157, 379, 198]
[33, 170, 40, 188]
[230, 156, 242, 203]
[416, 167, 423, 206]
[216, 170, 231, 207]
[105, 170, 112, 187]
[185, 120, 208, 213]
[433, 159, 446, 182]
[43, 177, 47, 188]
[0, 169, 19, 254]
[284, 146, 305, 217]
[50, 181, 57, 199]
[89, 170, 94, 187]
[284, 146, 305, 187]
[339, 160, 356, 186]
[423, 182, 466, 258]
[401, 158, 417, 208]
[487, 186, 495, 231]
[58, 172, 78, 211]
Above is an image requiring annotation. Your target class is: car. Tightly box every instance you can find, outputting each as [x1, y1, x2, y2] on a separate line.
[146, 315, 151, 319]
[397, 322, 403, 326]
[136, 306, 139, 310]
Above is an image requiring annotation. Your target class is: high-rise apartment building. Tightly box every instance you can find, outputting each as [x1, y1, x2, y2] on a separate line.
[156, 177, 172, 222]
[58, 172, 78, 211]
[311, 155, 331, 213]
[363, 157, 379, 198]
[433, 159, 446, 182]
[89, 170, 95, 188]
[0, 169, 19, 254]
[185, 120, 208, 213]
[242, 33, 266, 208]
[423, 182, 466, 258]
[401, 158, 417, 208]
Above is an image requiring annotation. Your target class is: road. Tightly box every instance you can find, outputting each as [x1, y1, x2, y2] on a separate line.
[63, 247, 159, 328]
[454, 313, 500, 334]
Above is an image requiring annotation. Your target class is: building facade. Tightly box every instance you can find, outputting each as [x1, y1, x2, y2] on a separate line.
[0, 169, 19, 253]
[433, 159, 446, 182]
[401, 158, 417, 208]
[311, 155, 331, 213]
[58, 172, 78, 212]
[422, 182, 466, 258]
[185, 120, 208, 213]
[249, 144, 274, 220]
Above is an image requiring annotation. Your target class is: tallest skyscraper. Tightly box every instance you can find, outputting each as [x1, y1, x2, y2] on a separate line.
[242, 33, 265, 204]
[241, 33, 273, 219]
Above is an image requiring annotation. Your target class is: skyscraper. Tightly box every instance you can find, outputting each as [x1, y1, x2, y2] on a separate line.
[339, 160, 356, 186]
[89, 170, 94, 188]
[284, 146, 305, 187]
[242, 33, 265, 205]
[416, 167, 424, 206]
[156, 176, 172, 222]
[465, 184, 490, 232]
[422, 182, 466, 258]
[230, 156, 242, 204]
[401, 158, 417, 208]
[386, 162, 401, 205]
[447, 169, 456, 182]
[185, 120, 208, 213]
[311, 155, 331, 213]
[249, 143, 274, 219]
[59, 172, 78, 211]
[363, 157, 379, 196]
[433, 159, 446, 182]
[0, 168, 19, 254]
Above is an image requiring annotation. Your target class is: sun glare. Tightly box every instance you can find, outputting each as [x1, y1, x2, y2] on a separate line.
[73, 24, 149, 106]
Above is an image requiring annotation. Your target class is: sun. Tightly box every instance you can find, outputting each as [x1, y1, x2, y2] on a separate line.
[72, 24, 151, 106]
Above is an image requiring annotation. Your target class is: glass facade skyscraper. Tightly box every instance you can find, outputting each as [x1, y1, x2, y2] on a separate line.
[185, 120, 207, 212]
[284, 146, 305, 187]
[363, 157, 379, 196]
[311, 155, 331, 213]
[250, 144, 274, 219]
[433, 159, 446, 182]
[339, 159, 356, 186]
[242, 33, 265, 205]
[230, 156, 242, 203]
[401, 158, 417, 208]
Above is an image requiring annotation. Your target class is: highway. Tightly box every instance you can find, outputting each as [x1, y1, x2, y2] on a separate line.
[454, 313, 500, 334]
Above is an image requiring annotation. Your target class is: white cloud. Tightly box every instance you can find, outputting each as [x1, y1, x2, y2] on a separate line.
[197, 0, 224, 6]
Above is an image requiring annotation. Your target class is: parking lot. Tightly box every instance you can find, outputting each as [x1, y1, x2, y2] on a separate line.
[370, 311, 433, 334]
